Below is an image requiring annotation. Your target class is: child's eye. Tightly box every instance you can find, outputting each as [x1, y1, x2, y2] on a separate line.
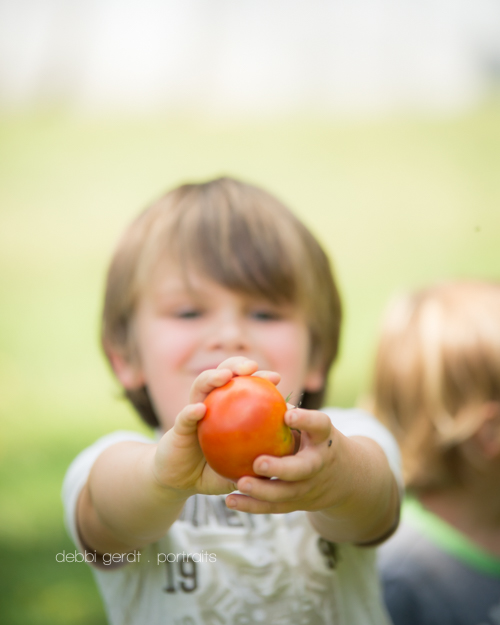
[250, 309, 282, 321]
[175, 308, 203, 319]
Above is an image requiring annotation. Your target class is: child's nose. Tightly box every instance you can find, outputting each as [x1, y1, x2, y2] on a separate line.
[206, 318, 250, 352]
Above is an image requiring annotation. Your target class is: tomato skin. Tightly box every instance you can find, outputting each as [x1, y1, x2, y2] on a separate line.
[198, 376, 295, 482]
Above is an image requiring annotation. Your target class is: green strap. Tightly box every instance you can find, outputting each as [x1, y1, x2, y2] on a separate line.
[403, 497, 500, 577]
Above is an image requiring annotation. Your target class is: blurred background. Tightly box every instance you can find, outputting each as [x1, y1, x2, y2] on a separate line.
[1, 1, 500, 622]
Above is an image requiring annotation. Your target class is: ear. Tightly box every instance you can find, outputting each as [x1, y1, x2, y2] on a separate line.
[476, 403, 500, 460]
[106, 346, 145, 390]
[304, 366, 325, 393]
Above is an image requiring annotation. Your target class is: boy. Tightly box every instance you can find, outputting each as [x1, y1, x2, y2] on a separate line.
[63, 177, 401, 624]
[374, 281, 500, 625]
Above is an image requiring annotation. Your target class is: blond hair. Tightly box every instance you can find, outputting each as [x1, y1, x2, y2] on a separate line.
[372, 281, 500, 493]
[102, 177, 342, 427]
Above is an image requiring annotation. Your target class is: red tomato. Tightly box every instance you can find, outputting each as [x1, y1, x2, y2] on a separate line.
[198, 375, 295, 482]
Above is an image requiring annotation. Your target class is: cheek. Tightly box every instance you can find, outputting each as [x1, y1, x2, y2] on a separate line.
[263, 327, 312, 404]
[259, 324, 311, 372]
[136, 319, 197, 374]
[134, 321, 199, 430]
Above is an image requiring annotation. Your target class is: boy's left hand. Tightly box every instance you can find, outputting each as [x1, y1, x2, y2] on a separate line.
[225, 407, 400, 544]
[225, 407, 339, 514]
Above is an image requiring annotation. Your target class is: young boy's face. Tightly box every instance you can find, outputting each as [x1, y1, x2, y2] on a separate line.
[113, 264, 324, 432]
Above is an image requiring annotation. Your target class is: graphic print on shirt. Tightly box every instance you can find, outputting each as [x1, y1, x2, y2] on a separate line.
[159, 494, 339, 625]
[164, 555, 198, 594]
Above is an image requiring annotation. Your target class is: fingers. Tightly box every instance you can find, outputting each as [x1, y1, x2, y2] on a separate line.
[252, 446, 326, 482]
[217, 357, 281, 386]
[196, 465, 239, 497]
[172, 403, 207, 437]
[226, 447, 332, 513]
[226, 493, 295, 515]
[251, 370, 281, 386]
[229, 410, 335, 498]
[190, 357, 282, 403]
[236, 475, 310, 503]
[285, 409, 332, 445]
[190, 358, 259, 403]
[216, 357, 259, 376]
[189, 368, 234, 403]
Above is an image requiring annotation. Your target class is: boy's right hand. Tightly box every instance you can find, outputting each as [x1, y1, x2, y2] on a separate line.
[152, 357, 280, 498]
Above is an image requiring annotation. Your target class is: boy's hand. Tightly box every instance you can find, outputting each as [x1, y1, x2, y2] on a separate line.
[152, 357, 281, 497]
[225, 407, 337, 513]
[224, 407, 399, 544]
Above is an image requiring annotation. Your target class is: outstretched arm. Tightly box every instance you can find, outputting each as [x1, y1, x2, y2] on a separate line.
[77, 358, 266, 556]
[77, 440, 191, 556]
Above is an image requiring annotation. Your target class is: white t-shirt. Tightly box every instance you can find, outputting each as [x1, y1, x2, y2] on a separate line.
[62, 408, 401, 625]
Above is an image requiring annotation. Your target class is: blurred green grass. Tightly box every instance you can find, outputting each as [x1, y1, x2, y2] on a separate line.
[1, 106, 500, 622]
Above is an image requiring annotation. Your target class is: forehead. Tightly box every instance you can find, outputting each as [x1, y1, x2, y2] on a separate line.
[144, 265, 214, 300]
[138, 250, 300, 303]
[140, 260, 287, 306]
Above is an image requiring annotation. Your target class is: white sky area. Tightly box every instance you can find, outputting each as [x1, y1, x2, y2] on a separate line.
[0, 0, 499, 116]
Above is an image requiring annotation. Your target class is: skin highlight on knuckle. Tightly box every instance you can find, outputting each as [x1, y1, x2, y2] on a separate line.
[211, 372, 227, 385]
[322, 416, 332, 434]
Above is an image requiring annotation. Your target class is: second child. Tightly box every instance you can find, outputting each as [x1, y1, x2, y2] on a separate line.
[374, 281, 500, 625]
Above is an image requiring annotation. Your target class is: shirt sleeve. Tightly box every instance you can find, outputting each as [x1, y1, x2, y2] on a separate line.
[61, 430, 155, 553]
[321, 407, 404, 495]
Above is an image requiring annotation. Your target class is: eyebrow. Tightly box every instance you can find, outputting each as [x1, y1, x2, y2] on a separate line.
[151, 279, 294, 308]
[152, 285, 196, 301]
